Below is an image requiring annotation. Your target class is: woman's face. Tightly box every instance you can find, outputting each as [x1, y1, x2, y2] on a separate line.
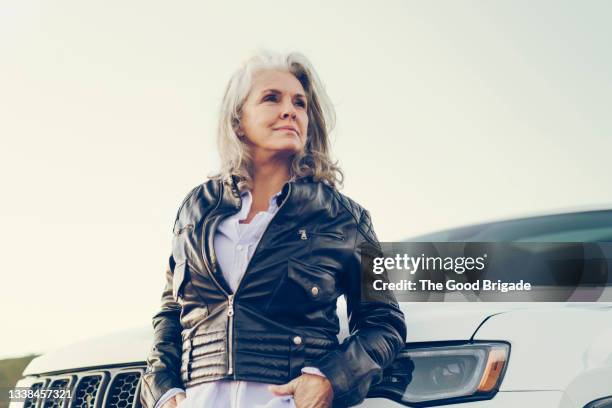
[239, 70, 309, 160]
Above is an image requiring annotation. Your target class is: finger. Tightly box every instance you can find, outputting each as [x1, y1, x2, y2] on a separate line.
[175, 393, 186, 403]
[268, 380, 296, 396]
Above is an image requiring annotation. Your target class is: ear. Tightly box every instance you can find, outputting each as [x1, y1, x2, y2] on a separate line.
[233, 123, 244, 138]
[232, 116, 244, 138]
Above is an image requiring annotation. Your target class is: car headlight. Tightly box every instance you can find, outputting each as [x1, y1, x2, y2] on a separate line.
[368, 342, 510, 406]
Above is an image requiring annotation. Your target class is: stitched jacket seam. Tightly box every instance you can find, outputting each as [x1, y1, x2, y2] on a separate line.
[173, 185, 201, 233]
[328, 188, 362, 226]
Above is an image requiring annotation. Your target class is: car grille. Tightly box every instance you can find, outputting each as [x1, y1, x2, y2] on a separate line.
[24, 381, 44, 408]
[21, 367, 145, 408]
[72, 374, 103, 408]
[43, 378, 72, 408]
[106, 372, 141, 408]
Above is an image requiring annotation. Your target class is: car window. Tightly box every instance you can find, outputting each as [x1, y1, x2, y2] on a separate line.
[518, 226, 612, 242]
[408, 210, 612, 242]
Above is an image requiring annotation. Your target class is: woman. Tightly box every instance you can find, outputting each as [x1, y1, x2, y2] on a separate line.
[139, 51, 406, 408]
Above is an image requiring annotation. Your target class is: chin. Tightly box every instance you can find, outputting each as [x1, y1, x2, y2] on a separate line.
[267, 139, 304, 155]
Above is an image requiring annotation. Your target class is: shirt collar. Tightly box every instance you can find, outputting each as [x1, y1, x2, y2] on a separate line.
[239, 189, 283, 216]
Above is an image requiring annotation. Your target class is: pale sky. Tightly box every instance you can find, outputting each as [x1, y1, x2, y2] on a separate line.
[1, 0, 611, 359]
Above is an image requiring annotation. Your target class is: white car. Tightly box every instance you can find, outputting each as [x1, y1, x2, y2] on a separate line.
[11, 210, 612, 408]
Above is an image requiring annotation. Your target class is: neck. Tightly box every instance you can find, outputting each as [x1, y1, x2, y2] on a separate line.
[238, 147, 295, 216]
[251, 160, 291, 201]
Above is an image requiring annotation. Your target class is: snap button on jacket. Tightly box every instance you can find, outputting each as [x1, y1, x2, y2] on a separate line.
[140, 176, 407, 408]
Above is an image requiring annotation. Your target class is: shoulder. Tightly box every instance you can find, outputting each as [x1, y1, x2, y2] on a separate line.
[172, 178, 222, 232]
[175, 179, 219, 210]
[314, 182, 380, 245]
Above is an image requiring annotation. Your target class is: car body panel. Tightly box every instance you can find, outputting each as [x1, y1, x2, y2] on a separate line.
[473, 305, 612, 406]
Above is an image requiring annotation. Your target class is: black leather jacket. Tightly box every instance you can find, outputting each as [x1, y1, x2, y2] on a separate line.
[140, 176, 407, 408]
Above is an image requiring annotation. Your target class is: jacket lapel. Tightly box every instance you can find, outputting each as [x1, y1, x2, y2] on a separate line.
[199, 176, 242, 295]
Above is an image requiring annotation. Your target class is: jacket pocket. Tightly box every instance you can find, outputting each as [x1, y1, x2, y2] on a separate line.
[287, 257, 336, 302]
[297, 229, 345, 242]
[172, 262, 188, 302]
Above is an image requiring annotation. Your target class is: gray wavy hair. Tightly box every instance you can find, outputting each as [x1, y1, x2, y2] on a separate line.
[212, 50, 343, 191]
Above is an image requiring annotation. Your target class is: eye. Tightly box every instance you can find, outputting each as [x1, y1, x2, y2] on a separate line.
[262, 94, 278, 102]
[295, 98, 307, 109]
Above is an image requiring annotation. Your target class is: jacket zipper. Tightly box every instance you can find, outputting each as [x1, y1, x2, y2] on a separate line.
[226, 182, 293, 378]
[298, 229, 344, 241]
[199, 181, 294, 379]
[197, 182, 240, 378]
[227, 294, 235, 374]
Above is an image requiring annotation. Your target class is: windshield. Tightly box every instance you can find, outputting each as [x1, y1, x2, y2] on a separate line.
[408, 210, 612, 242]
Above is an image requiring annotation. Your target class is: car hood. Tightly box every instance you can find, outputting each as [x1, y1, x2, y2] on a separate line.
[23, 327, 153, 376]
[400, 303, 611, 342]
[23, 302, 565, 376]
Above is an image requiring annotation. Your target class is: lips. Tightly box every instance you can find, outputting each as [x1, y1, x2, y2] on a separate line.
[274, 126, 299, 135]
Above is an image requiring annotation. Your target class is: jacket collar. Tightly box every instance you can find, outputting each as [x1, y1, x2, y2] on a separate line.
[222, 174, 315, 208]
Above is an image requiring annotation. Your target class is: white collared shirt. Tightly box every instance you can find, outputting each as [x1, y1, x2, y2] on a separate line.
[214, 189, 281, 293]
[155, 190, 323, 408]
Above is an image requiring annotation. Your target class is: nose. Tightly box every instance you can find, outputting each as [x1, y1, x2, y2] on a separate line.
[280, 99, 297, 120]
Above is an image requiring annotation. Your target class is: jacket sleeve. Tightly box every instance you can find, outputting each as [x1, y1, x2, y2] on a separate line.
[139, 255, 185, 408]
[313, 209, 407, 407]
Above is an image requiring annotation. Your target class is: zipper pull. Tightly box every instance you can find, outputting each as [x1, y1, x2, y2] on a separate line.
[298, 229, 308, 240]
[227, 294, 234, 317]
